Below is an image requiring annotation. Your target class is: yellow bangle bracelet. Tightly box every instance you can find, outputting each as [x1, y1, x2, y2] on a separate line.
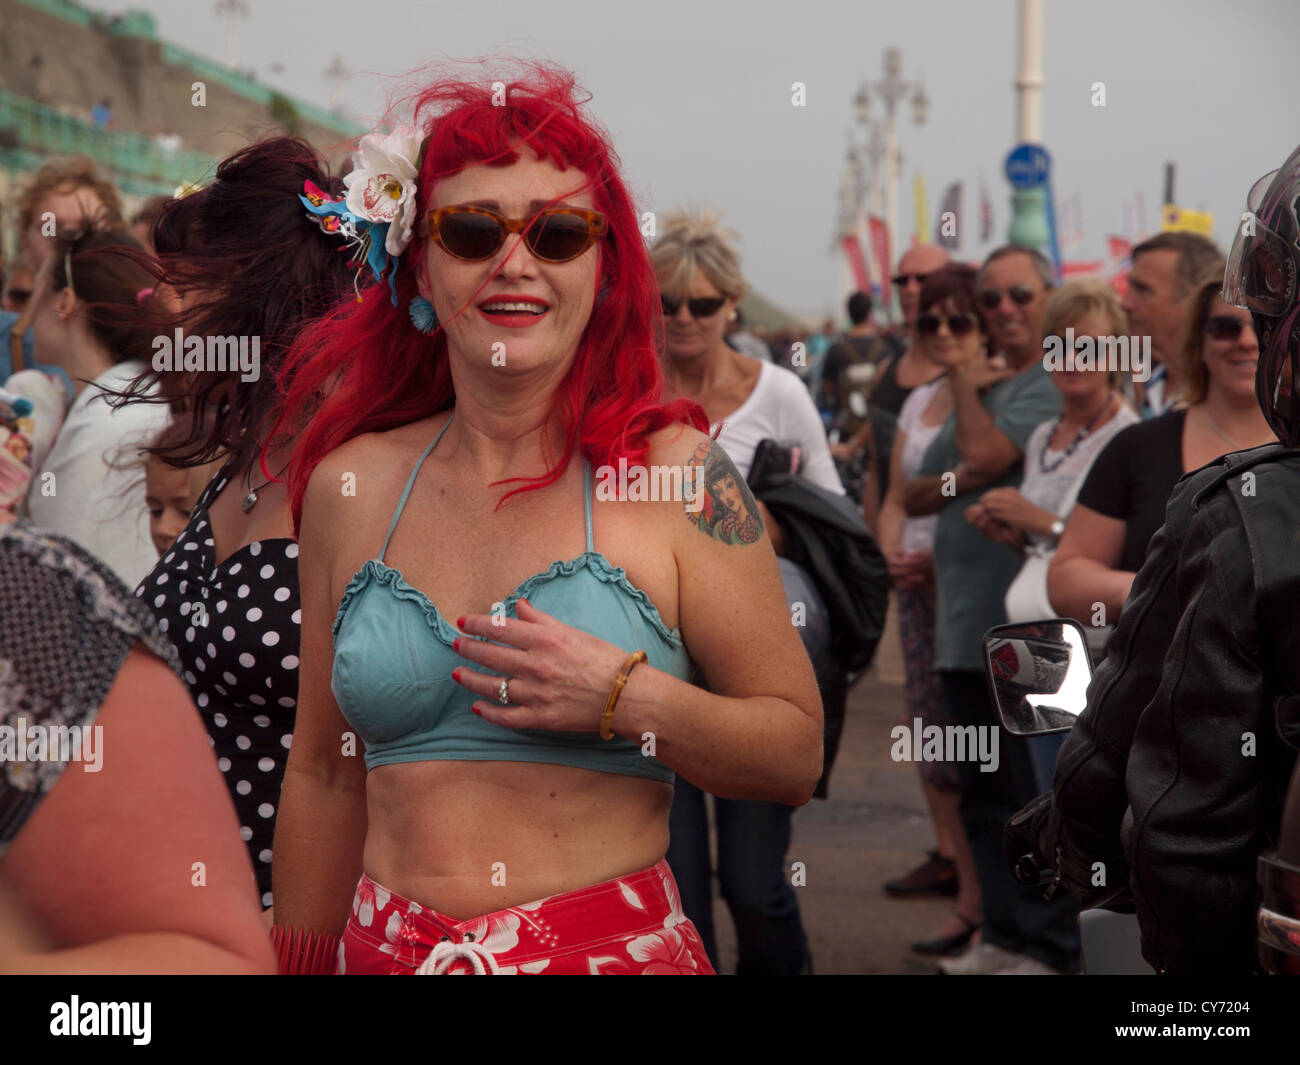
[600, 650, 647, 740]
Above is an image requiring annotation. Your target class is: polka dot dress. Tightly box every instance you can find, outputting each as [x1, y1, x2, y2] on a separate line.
[135, 464, 300, 907]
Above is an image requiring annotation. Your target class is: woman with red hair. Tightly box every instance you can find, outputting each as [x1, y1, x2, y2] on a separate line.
[270, 63, 822, 975]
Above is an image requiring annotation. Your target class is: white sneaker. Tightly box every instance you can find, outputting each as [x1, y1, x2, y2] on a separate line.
[995, 955, 1067, 975]
[937, 941, 1024, 975]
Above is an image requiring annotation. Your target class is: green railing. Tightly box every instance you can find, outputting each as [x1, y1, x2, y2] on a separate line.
[16, 0, 94, 28]
[0, 89, 217, 197]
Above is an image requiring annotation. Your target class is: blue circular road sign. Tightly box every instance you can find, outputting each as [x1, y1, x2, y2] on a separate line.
[1005, 143, 1052, 189]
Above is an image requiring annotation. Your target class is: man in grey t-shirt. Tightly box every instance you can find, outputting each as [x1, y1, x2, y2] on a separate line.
[904, 246, 1080, 975]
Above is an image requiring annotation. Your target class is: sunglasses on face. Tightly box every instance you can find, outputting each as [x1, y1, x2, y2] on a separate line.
[917, 312, 978, 338]
[892, 272, 932, 287]
[661, 295, 727, 319]
[978, 284, 1037, 310]
[426, 205, 608, 263]
[4, 288, 32, 308]
[1205, 315, 1250, 342]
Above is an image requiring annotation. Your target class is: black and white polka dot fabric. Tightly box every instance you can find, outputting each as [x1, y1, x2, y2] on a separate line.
[135, 464, 300, 907]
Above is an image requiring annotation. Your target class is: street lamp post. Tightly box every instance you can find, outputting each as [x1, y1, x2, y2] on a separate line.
[854, 47, 927, 268]
[1007, 0, 1051, 251]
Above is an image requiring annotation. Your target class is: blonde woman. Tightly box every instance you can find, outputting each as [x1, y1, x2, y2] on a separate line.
[652, 209, 840, 973]
[965, 280, 1139, 792]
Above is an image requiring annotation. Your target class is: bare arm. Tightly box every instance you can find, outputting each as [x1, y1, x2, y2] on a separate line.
[902, 462, 1003, 516]
[951, 362, 1021, 476]
[1047, 504, 1135, 624]
[270, 456, 370, 935]
[876, 424, 908, 559]
[619, 436, 822, 803]
[0, 648, 275, 974]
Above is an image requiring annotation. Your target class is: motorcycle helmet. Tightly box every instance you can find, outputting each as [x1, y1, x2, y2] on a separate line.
[1223, 144, 1300, 447]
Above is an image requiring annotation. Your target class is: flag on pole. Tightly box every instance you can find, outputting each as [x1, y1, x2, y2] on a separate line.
[1107, 235, 1134, 296]
[857, 211, 880, 300]
[842, 234, 871, 293]
[868, 216, 893, 320]
[934, 182, 962, 250]
[978, 177, 993, 244]
[1045, 175, 1063, 284]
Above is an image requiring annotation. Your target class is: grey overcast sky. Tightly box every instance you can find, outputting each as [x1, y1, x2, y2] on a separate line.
[150, 0, 1299, 318]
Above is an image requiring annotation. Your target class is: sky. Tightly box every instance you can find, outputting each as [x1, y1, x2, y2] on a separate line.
[146, 0, 1299, 319]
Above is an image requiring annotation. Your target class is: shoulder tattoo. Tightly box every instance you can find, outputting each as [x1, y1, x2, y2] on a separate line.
[683, 438, 764, 545]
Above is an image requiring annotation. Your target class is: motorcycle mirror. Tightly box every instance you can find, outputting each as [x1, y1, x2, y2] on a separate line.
[982, 619, 1092, 736]
[848, 392, 868, 418]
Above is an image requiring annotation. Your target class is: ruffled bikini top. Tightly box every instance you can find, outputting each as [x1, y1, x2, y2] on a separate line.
[331, 415, 688, 781]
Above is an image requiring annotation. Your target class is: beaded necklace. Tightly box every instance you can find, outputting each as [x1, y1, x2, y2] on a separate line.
[1038, 394, 1115, 474]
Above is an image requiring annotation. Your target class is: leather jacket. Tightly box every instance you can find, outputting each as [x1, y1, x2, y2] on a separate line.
[1047, 444, 1300, 973]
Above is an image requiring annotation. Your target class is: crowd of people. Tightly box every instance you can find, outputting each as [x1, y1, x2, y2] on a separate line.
[0, 57, 1296, 977]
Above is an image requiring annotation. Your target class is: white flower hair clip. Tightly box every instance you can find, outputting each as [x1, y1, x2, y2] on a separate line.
[300, 127, 424, 306]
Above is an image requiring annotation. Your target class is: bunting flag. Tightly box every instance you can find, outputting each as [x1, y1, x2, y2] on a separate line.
[913, 173, 928, 248]
[934, 182, 962, 250]
[979, 177, 993, 243]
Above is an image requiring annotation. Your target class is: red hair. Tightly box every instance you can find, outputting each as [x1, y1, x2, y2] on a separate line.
[275, 60, 707, 533]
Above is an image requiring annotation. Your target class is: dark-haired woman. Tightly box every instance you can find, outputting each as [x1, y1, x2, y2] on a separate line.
[271, 65, 821, 975]
[131, 138, 357, 911]
[878, 264, 983, 957]
[24, 228, 170, 586]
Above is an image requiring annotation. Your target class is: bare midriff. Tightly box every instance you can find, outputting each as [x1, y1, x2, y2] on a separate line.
[362, 759, 673, 921]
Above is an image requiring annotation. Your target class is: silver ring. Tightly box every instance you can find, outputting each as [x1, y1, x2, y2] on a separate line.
[498, 678, 510, 705]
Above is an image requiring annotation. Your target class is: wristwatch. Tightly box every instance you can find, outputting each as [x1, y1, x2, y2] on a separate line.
[1050, 518, 1066, 539]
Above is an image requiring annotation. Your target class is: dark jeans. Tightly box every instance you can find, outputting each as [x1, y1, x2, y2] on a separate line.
[668, 778, 809, 973]
[939, 668, 1081, 972]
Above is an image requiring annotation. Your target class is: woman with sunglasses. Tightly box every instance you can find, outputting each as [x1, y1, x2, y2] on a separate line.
[967, 281, 1137, 646]
[646, 208, 840, 974]
[1048, 270, 1275, 628]
[270, 66, 821, 976]
[879, 265, 987, 956]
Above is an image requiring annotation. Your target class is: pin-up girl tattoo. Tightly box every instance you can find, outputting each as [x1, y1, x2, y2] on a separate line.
[683, 438, 763, 545]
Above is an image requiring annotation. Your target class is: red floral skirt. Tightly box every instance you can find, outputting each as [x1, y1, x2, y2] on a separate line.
[338, 859, 715, 974]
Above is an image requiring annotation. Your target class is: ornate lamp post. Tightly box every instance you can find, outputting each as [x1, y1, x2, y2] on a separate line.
[853, 47, 928, 268]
